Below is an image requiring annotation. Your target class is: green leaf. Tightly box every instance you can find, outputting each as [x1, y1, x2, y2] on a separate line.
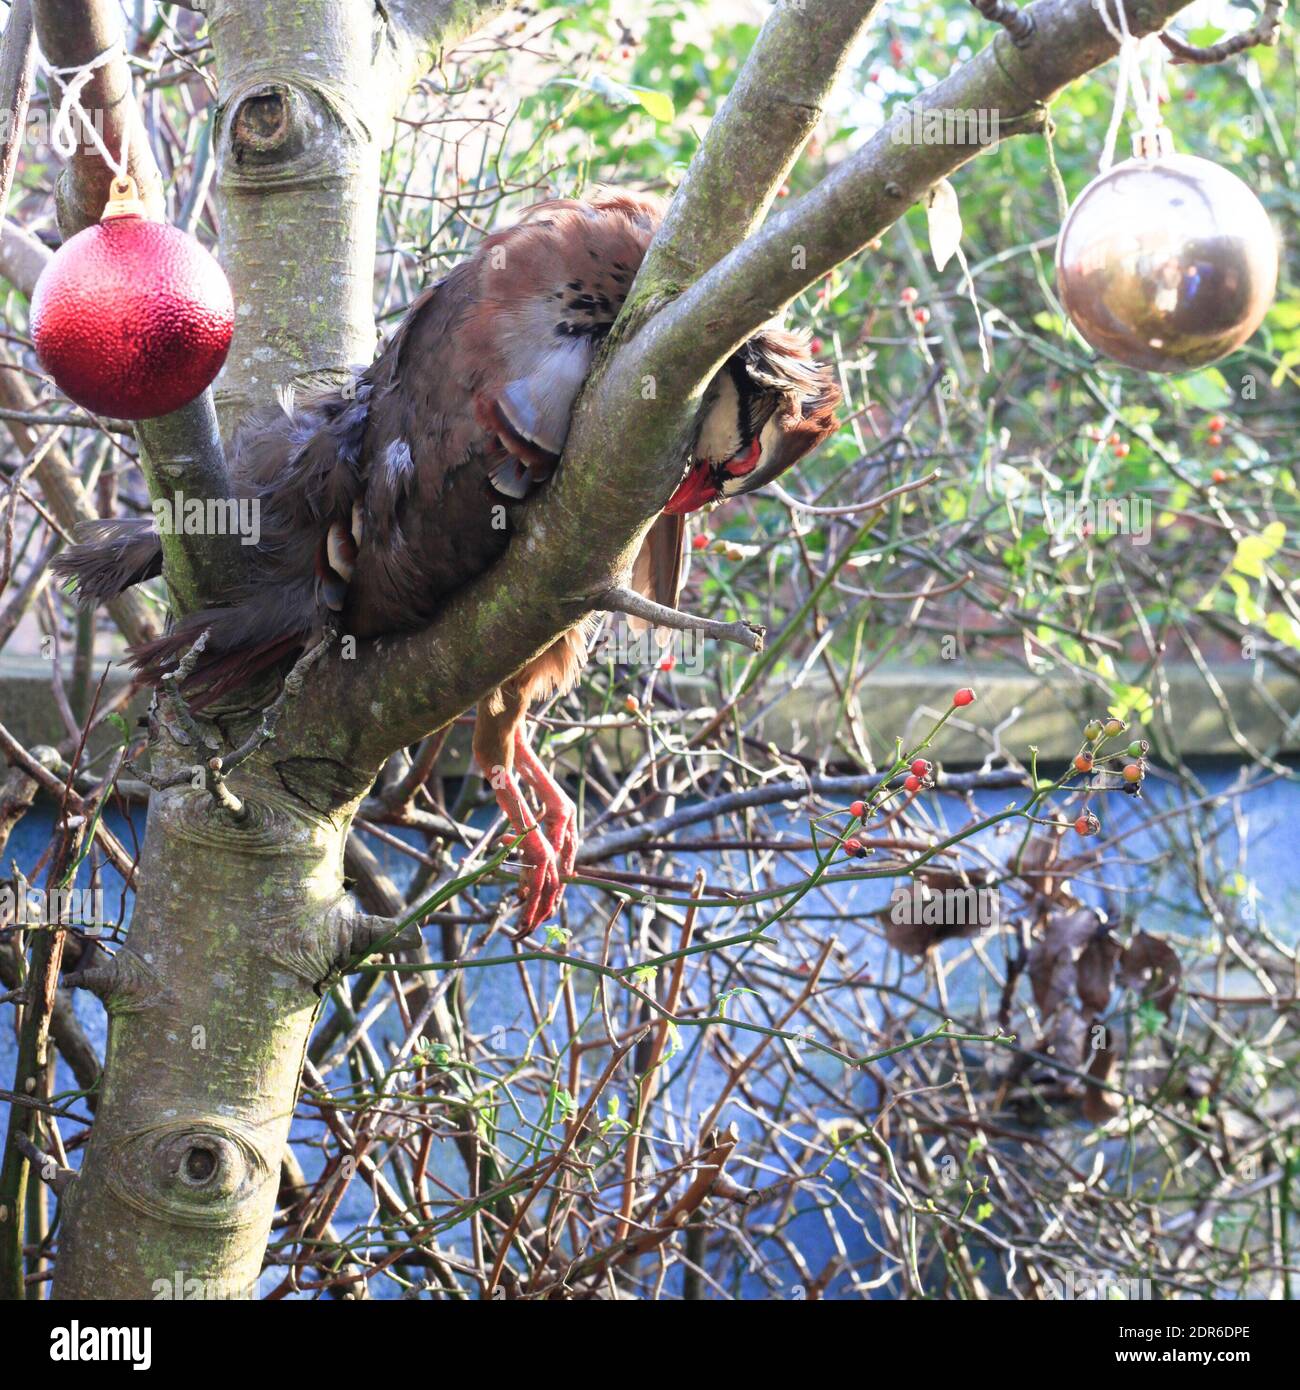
[1266, 611, 1300, 650]
[553, 74, 675, 123]
[1171, 368, 1231, 411]
[626, 84, 675, 122]
[1232, 522, 1286, 579]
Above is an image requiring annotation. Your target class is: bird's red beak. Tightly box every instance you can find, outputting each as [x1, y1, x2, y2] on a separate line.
[663, 461, 718, 515]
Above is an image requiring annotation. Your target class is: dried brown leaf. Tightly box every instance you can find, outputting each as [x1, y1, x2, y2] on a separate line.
[1119, 930, 1182, 1018]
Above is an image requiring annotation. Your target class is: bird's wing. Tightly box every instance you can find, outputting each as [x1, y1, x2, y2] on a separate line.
[627, 511, 688, 645]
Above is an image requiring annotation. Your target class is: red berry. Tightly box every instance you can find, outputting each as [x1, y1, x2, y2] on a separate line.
[953, 688, 976, 707]
[1211, 467, 1227, 484]
[913, 307, 931, 326]
[1112, 442, 1130, 458]
[1074, 813, 1099, 837]
[899, 286, 919, 305]
[1107, 433, 1121, 446]
[1208, 434, 1223, 449]
[1208, 415, 1226, 432]
[904, 774, 921, 793]
[658, 653, 676, 672]
[691, 532, 711, 551]
[910, 758, 931, 778]
[849, 800, 866, 819]
[889, 37, 905, 65]
[1074, 752, 1093, 773]
[844, 838, 864, 858]
[777, 184, 790, 198]
[810, 337, 824, 354]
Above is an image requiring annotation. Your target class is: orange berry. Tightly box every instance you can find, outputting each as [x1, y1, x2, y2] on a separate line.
[1208, 415, 1225, 432]
[1112, 442, 1130, 458]
[1211, 467, 1227, 484]
[1074, 752, 1093, 773]
[1122, 763, 1143, 783]
[1074, 813, 1099, 837]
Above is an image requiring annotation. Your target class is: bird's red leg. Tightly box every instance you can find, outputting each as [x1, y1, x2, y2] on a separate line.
[473, 690, 562, 938]
[512, 727, 578, 881]
[489, 766, 562, 937]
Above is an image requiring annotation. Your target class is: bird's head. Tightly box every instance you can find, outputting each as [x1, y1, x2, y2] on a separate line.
[663, 328, 841, 516]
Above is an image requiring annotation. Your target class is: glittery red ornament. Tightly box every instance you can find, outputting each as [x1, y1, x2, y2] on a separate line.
[30, 177, 233, 420]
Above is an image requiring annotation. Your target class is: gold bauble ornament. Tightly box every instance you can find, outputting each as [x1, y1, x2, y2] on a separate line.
[1056, 135, 1278, 374]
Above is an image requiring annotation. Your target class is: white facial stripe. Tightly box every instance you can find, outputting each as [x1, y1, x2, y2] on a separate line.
[696, 372, 742, 463]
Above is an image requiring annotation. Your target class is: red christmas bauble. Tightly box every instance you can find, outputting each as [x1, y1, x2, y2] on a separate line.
[31, 186, 233, 420]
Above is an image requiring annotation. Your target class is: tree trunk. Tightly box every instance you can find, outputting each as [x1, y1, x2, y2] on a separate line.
[46, 0, 503, 1300]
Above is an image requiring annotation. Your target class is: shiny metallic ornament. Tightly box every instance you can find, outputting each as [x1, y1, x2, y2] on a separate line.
[1056, 144, 1278, 373]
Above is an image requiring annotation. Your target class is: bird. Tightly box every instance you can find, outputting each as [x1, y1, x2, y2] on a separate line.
[54, 190, 841, 935]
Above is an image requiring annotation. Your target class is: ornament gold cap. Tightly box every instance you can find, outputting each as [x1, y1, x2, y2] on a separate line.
[1131, 126, 1174, 162]
[100, 175, 146, 221]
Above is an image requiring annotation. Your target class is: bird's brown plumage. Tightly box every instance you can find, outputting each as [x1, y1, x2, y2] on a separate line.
[54, 189, 841, 935]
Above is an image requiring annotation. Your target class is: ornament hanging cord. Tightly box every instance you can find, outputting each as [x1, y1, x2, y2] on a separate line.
[1094, 0, 1170, 170]
[38, 38, 135, 200]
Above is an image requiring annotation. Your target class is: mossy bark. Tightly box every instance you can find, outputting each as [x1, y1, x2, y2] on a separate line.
[54, 769, 356, 1300]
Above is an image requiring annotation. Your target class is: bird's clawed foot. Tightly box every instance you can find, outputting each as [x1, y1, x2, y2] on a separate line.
[509, 820, 564, 938]
[490, 741, 578, 939]
[514, 732, 578, 880]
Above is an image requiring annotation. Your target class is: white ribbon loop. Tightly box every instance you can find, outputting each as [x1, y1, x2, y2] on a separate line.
[39, 39, 131, 183]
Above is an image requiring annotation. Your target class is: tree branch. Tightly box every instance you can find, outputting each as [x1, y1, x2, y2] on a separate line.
[272, 0, 1200, 785]
[643, 0, 882, 289]
[598, 586, 765, 652]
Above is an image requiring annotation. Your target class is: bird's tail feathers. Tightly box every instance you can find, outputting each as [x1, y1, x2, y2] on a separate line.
[127, 575, 322, 705]
[52, 518, 163, 606]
